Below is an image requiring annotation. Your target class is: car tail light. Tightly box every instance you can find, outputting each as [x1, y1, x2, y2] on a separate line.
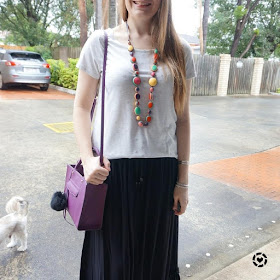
[5, 61, 20, 66]
[43, 63, 50, 68]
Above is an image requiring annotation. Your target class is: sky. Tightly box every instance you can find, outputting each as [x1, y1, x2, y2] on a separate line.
[171, 0, 200, 36]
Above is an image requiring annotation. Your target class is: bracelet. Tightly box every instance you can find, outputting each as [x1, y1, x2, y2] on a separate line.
[178, 160, 189, 165]
[175, 181, 189, 188]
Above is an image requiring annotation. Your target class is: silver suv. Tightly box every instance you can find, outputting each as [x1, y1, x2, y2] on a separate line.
[0, 49, 51, 91]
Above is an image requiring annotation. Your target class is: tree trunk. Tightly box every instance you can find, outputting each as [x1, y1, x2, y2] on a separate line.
[93, 0, 117, 30]
[109, 0, 116, 28]
[95, 0, 103, 29]
[198, 0, 203, 55]
[92, 0, 96, 30]
[116, 0, 123, 24]
[230, 20, 243, 57]
[202, 0, 210, 55]
[230, 0, 261, 57]
[240, 33, 257, 58]
[79, 0, 88, 46]
[102, 0, 109, 29]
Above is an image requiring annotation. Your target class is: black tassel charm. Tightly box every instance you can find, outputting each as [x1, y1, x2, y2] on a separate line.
[50, 191, 67, 211]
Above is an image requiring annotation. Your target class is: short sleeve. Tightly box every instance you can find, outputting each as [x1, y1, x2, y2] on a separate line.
[180, 38, 197, 79]
[76, 29, 105, 79]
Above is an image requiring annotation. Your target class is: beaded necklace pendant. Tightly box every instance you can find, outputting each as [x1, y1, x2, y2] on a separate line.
[125, 21, 159, 127]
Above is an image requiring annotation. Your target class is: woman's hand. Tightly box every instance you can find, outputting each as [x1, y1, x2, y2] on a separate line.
[173, 186, 189, 215]
[83, 156, 111, 185]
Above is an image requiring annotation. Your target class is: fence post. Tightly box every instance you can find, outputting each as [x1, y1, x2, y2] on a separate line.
[251, 58, 264, 95]
[217, 54, 231, 96]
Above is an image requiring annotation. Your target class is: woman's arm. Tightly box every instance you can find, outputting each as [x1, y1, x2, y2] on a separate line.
[176, 78, 192, 185]
[73, 69, 100, 164]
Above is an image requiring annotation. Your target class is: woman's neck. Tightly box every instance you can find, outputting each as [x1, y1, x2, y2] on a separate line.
[113, 19, 154, 49]
[126, 16, 152, 37]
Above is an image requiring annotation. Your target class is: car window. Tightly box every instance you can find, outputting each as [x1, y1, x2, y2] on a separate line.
[0, 53, 4, 60]
[10, 52, 44, 62]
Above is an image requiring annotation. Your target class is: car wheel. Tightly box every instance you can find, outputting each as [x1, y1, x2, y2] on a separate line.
[0, 73, 8, 90]
[40, 84, 49, 91]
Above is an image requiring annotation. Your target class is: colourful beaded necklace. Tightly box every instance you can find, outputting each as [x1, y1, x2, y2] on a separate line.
[125, 21, 159, 127]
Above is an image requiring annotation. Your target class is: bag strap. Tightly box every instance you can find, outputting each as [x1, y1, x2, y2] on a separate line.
[99, 30, 108, 167]
[63, 30, 109, 227]
[74, 30, 109, 170]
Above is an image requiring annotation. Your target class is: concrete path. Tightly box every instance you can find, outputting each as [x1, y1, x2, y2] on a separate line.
[0, 87, 279, 280]
[205, 237, 280, 280]
[179, 95, 280, 280]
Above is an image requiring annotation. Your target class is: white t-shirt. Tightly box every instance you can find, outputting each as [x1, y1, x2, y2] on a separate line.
[76, 27, 196, 160]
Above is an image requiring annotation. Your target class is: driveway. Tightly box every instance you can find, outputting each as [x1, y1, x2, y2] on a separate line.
[0, 85, 74, 100]
[0, 87, 279, 280]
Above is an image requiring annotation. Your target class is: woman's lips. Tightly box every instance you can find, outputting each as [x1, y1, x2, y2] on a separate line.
[133, 1, 151, 8]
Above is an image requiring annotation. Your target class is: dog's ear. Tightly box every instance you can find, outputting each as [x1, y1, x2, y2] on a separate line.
[5, 197, 17, 214]
[5, 196, 23, 214]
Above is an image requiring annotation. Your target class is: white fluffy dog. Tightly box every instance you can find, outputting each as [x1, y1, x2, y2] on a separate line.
[0, 196, 29, 251]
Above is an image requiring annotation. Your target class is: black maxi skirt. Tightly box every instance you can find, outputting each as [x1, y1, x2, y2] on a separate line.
[79, 157, 180, 280]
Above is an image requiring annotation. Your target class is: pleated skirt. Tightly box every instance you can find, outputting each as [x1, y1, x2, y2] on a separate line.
[79, 157, 180, 280]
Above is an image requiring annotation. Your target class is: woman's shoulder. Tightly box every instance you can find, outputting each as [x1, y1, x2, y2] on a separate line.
[85, 29, 107, 49]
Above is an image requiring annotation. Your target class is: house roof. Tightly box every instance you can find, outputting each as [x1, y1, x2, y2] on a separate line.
[178, 34, 200, 45]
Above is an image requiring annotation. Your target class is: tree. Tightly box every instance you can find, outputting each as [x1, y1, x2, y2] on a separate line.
[239, 28, 259, 58]
[202, 0, 210, 55]
[109, 0, 117, 28]
[102, 0, 109, 29]
[0, 0, 52, 46]
[0, 0, 94, 47]
[93, 0, 117, 30]
[79, 0, 88, 46]
[94, 0, 103, 29]
[253, 0, 280, 57]
[206, 0, 280, 58]
[198, 0, 204, 54]
[230, 0, 261, 56]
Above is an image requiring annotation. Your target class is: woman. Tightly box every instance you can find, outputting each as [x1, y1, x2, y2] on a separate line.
[73, 0, 196, 279]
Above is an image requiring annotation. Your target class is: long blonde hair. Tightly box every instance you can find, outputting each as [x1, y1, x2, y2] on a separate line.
[118, 0, 188, 118]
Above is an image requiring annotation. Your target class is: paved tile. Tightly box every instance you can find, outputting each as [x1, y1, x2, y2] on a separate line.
[0, 85, 75, 100]
[189, 146, 280, 201]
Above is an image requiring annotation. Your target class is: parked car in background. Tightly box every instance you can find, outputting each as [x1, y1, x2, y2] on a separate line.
[0, 50, 51, 91]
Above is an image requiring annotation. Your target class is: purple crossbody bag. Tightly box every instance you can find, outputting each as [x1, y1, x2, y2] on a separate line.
[63, 30, 109, 231]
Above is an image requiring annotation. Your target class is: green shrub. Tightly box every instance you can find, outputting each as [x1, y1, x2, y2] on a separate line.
[46, 58, 79, 90]
[276, 88, 280, 93]
[58, 58, 79, 90]
[25, 45, 52, 60]
[46, 59, 66, 85]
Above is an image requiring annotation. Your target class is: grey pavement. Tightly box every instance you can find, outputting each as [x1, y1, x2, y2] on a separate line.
[0, 93, 279, 280]
[205, 237, 280, 280]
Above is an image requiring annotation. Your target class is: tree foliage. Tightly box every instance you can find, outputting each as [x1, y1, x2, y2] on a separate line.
[0, 0, 51, 46]
[0, 0, 94, 47]
[233, 5, 248, 20]
[206, 0, 280, 58]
